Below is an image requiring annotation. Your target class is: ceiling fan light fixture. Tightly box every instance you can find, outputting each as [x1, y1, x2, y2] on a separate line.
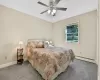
[38, 0, 67, 15]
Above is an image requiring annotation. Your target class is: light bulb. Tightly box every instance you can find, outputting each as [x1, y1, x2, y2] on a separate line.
[51, 12, 54, 15]
[48, 10, 51, 14]
[51, 9, 56, 16]
[53, 9, 56, 13]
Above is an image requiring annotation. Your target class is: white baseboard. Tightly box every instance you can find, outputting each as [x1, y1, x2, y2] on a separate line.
[76, 56, 96, 63]
[0, 61, 17, 69]
[0, 56, 96, 69]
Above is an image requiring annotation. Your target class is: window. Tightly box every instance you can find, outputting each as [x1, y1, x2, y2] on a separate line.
[65, 23, 79, 43]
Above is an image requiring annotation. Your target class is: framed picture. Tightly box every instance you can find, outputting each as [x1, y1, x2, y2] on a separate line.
[65, 22, 79, 43]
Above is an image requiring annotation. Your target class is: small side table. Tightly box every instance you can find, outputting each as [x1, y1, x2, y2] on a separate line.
[17, 48, 23, 64]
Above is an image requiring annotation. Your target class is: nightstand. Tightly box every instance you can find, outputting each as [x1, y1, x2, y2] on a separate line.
[17, 48, 23, 64]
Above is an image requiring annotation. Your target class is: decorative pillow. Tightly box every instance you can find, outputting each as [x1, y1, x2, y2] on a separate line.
[27, 42, 37, 48]
[44, 41, 49, 48]
[44, 41, 54, 48]
[36, 41, 44, 48]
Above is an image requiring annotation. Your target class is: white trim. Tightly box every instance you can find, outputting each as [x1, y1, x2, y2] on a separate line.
[0, 61, 17, 69]
[76, 56, 96, 63]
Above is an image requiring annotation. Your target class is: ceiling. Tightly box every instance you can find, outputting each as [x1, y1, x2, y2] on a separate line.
[0, 0, 98, 23]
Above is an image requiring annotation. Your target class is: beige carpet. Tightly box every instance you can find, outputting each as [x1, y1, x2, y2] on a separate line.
[0, 59, 97, 80]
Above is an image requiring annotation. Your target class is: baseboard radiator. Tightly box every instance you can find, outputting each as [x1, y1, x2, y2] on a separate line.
[76, 56, 96, 63]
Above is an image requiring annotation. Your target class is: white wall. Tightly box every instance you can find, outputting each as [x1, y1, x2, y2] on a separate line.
[52, 10, 97, 60]
[0, 5, 52, 65]
[98, 0, 100, 79]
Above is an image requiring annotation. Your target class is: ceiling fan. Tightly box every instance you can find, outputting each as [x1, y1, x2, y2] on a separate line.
[37, 0, 67, 16]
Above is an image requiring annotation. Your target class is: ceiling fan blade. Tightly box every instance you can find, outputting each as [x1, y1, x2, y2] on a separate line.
[54, 0, 61, 5]
[56, 7, 67, 11]
[38, 1, 48, 7]
[40, 10, 48, 14]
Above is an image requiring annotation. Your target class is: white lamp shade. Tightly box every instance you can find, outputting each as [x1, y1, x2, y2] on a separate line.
[19, 41, 23, 48]
[19, 41, 23, 45]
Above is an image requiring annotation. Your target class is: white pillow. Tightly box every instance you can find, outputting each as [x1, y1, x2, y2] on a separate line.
[44, 41, 54, 48]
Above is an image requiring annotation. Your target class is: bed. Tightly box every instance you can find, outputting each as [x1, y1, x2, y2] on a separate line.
[26, 40, 75, 80]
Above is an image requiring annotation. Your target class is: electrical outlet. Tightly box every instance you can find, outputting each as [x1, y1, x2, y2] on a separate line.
[5, 56, 7, 60]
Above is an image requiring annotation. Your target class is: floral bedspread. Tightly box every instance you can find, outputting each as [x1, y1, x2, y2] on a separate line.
[26, 41, 75, 80]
